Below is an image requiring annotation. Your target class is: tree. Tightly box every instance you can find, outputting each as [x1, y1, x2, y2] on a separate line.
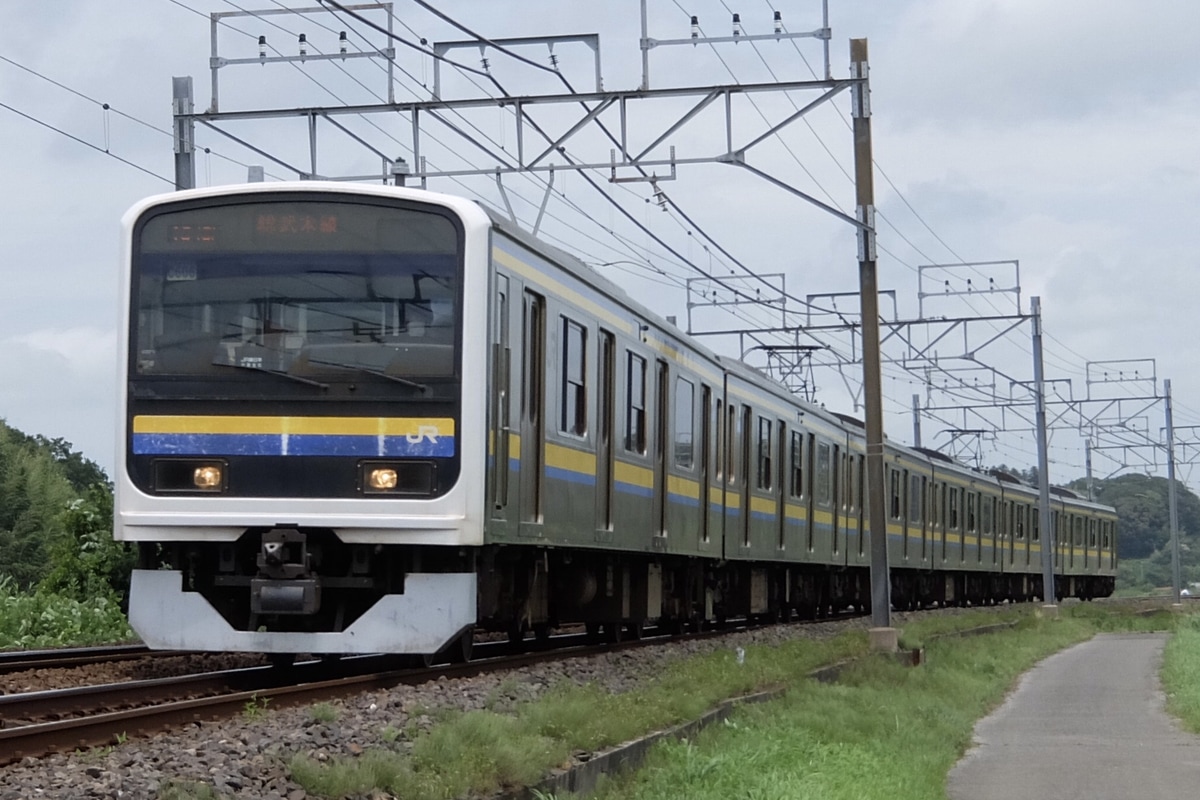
[0, 420, 110, 590]
[39, 485, 133, 604]
[1072, 473, 1200, 561]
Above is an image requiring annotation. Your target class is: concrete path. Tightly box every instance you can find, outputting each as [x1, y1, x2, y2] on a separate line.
[947, 633, 1200, 800]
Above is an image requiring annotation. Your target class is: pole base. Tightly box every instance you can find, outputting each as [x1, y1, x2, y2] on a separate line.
[869, 627, 898, 653]
[1040, 604, 1059, 620]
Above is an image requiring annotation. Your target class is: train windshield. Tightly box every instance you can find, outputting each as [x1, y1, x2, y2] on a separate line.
[131, 197, 462, 385]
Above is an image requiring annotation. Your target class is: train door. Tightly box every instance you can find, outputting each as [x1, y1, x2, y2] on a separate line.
[519, 290, 545, 527]
[740, 404, 752, 548]
[913, 474, 927, 563]
[776, 420, 787, 551]
[652, 360, 669, 536]
[830, 443, 843, 559]
[699, 385, 712, 546]
[594, 330, 615, 534]
[490, 275, 512, 523]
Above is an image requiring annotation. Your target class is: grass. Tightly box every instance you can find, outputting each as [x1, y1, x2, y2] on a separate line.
[309, 702, 340, 724]
[288, 607, 1106, 800]
[1161, 612, 1200, 730]
[589, 604, 1182, 800]
[0, 578, 133, 649]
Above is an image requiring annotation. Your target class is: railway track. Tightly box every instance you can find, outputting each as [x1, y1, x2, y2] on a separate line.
[0, 644, 190, 676]
[0, 625, 733, 765]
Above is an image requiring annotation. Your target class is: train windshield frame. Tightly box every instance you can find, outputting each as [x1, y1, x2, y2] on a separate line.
[129, 194, 465, 397]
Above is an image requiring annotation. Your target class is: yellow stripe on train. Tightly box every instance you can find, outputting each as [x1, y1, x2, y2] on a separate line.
[133, 415, 455, 437]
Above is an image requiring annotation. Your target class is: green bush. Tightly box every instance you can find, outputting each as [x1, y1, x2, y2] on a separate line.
[39, 485, 135, 605]
[0, 576, 133, 648]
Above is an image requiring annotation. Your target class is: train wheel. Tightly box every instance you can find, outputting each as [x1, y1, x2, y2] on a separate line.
[507, 623, 527, 651]
[448, 629, 474, 664]
[269, 653, 296, 668]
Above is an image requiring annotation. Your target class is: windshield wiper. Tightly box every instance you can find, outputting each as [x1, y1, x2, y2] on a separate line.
[304, 358, 428, 394]
[212, 361, 329, 389]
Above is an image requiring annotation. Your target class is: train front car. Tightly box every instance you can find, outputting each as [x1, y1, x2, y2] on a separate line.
[116, 183, 491, 656]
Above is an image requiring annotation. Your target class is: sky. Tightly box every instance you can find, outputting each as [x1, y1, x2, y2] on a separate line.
[0, 0, 1197, 491]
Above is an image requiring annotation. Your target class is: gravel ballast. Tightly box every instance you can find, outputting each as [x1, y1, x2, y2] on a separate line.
[0, 608, 1003, 799]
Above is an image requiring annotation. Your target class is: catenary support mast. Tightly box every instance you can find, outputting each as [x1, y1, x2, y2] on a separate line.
[850, 39, 891, 638]
[1032, 296, 1057, 607]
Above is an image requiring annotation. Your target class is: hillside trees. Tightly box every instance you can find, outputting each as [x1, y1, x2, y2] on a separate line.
[0, 420, 127, 596]
[1074, 473, 1200, 561]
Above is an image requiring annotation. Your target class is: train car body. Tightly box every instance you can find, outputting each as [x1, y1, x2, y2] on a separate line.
[115, 182, 1116, 656]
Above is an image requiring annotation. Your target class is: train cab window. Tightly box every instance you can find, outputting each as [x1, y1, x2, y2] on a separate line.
[560, 318, 587, 436]
[756, 417, 772, 490]
[625, 352, 646, 453]
[909, 474, 923, 524]
[674, 378, 695, 469]
[789, 430, 805, 498]
[815, 442, 832, 506]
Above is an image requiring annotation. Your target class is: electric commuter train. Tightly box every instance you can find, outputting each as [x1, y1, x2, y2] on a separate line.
[116, 182, 1117, 658]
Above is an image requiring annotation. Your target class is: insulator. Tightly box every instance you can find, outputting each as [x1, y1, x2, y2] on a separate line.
[690, 15, 699, 38]
[298, 33, 307, 58]
[258, 35, 267, 61]
[773, 11, 783, 34]
[732, 13, 743, 37]
[339, 31, 348, 56]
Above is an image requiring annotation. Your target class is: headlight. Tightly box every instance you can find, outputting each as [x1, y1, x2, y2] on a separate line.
[367, 467, 399, 490]
[360, 461, 435, 495]
[152, 459, 227, 493]
[193, 465, 223, 489]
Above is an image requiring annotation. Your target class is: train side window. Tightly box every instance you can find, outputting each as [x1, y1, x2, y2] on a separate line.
[756, 416, 772, 490]
[948, 488, 960, 531]
[726, 403, 738, 484]
[715, 398, 724, 480]
[1015, 505, 1025, 540]
[1089, 519, 1097, 547]
[908, 474, 922, 523]
[1032, 511, 1040, 543]
[967, 492, 977, 533]
[815, 442, 832, 506]
[982, 496, 993, 535]
[889, 469, 902, 519]
[625, 352, 646, 453]
[560, 317, 587, 436]
[789, 430, 805, 498]
[674, 377, 695, 469]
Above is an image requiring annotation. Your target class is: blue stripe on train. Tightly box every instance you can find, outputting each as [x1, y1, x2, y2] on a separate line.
[132, 433, 455, 458]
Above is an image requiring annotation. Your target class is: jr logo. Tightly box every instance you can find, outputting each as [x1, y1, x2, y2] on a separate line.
[406, 425, 441, 445]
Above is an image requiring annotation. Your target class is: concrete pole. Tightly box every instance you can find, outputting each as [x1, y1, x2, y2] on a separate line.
[850, 39, 893, 646]
[172, 76, 195, 191]
[1085, 438, 1094, 502]
[912, 394, 922, 449]
[1032, 297, 1057, 608]
[1166, 379, 1182, 603]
